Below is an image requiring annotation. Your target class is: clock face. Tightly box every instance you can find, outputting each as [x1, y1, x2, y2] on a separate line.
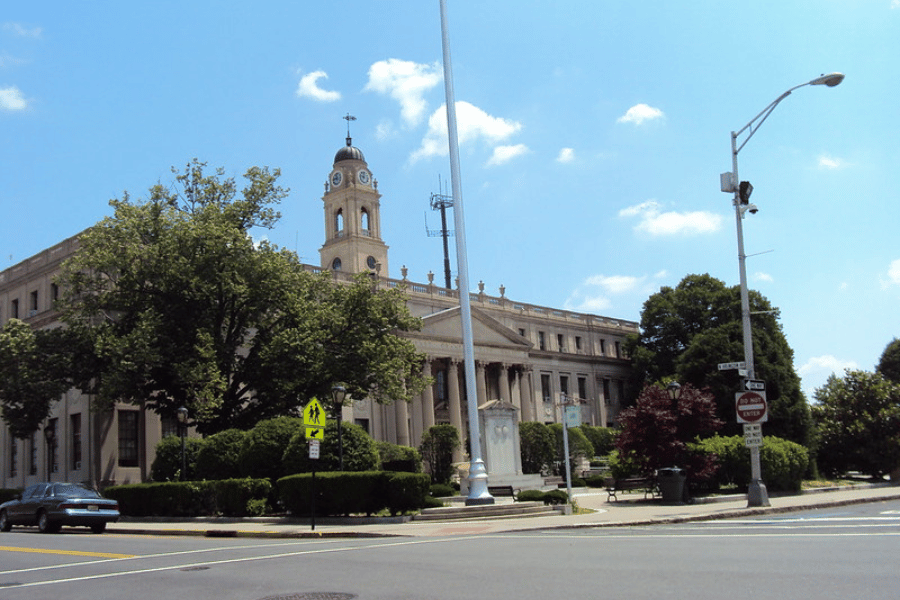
[366, 255, 377, 269]
[358, 169, 370, 185]
[331, 171, 342, 187]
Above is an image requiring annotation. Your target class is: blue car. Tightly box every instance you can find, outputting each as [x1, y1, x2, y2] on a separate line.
[0, 482, 120, 534]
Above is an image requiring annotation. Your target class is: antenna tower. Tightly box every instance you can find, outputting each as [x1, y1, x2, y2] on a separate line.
[425, 176, 455, 289]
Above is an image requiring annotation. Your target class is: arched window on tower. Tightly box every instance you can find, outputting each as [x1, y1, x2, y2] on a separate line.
[335, 209, 344, 237]
[361, 208, 370, 237]
[332, 257, 342, 271]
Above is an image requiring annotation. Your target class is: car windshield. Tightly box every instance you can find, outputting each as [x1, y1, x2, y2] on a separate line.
[53, 484, 101, 499]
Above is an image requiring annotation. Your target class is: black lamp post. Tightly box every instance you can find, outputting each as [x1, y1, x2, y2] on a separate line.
[331, 385, 347, 471]
[666, 381, 682, 407]
[177, 406, 189, 480]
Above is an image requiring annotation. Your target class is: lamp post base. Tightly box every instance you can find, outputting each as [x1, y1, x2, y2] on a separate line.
[465, 459, 495, 506]
[747, 479, 770, 507]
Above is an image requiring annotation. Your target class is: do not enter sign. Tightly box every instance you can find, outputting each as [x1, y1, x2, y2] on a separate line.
[735, 391, 768, 424]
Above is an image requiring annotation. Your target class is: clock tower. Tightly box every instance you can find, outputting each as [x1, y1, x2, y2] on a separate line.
[319, 126, 389, 276]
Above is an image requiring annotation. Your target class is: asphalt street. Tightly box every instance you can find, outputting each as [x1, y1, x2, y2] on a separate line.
[1, 499, 897, 600]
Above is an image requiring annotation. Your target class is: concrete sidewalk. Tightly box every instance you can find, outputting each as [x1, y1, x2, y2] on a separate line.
[107, 483, 900, 539]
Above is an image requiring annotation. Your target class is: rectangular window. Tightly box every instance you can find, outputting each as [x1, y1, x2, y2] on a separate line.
[29, 432, 38, 475]
[354, 418, 370, 434]
[557, 334, 565, 352]
[600, 339, 606, 356]
[51, 283, 60, 303]
[575, 336, 582, 351]
[578, 376, 587, 402]
[560, 375, 569, 399]
[436, 370, 446, 401]
[29, 290, 38, 315]
[161, 415, 179, 439]
[47, 418, 59, 473]
[11, 298, 19, 319]
[518, 328, 526, 338]
[118, 410, 140, 467]
[541, 373, 552, 403]
[71, 413, 82, 470]
[538, 331, 546, 351]
[615, 341, 621, 358]
[9, 437, 18, 477]
[603, 379, 612, 405]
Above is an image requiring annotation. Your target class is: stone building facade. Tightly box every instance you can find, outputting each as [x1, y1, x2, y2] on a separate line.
[0, 137, 637, 489]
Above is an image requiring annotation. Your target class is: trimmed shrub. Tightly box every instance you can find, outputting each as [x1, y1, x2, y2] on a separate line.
[419, 424, 460, 484]
[694, 435, 809, 493]
[519, 421, 554, 474]
[581, 426, 618, 457]
[429, 483, 456, 498]
[377, 441, 422, 473]
[195, 429, 247, 480]
[515, 489, 568, 505]
[239, 417, 303, 480]
[282, 421, 379, 474]
[383, 472, 431, 515]
[150, 435, 205, 482]
[548, 424, 594, 476]
[104, 478, 272, 517]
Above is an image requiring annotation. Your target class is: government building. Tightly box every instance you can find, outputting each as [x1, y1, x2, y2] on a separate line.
[1, 137, 637, 489]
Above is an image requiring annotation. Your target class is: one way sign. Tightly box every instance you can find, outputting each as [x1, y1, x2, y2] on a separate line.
[744, 380, 766, 391]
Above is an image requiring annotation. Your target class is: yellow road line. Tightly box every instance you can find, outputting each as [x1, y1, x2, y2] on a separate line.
[0, 546, 135, 559]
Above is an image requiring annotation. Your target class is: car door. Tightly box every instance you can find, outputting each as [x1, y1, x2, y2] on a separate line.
[9, 484, 44, 524]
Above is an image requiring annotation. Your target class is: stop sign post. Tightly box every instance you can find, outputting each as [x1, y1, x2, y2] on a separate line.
[735, 391, 768, 424]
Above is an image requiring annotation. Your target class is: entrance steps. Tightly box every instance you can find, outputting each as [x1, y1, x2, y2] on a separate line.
[412, 500, 558, 522]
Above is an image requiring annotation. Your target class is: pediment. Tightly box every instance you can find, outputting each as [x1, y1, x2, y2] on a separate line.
[407, 306, 532, 354]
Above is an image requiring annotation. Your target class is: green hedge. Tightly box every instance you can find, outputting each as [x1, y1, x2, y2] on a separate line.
[0, 488, 22, 503]
[104, 478, 272, 517]
[516, 489, 569, 505]
[694, 435, 809, 493]
[277, 471, 430, 517]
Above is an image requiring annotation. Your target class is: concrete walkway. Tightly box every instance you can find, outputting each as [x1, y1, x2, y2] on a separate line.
[107, 483, 900, 539]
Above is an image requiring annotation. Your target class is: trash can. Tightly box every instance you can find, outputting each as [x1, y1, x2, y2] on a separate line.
[657, 467, 686, 504]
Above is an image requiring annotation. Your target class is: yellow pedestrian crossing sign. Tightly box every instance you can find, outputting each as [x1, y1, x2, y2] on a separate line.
[303, 398, 326, 440]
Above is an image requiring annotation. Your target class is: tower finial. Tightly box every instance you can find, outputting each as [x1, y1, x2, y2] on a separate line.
[343, 113, 357, 146]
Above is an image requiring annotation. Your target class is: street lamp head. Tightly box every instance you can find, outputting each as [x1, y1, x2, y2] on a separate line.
[176, 406, 189, 424]
[809, 72, 845, 87]
[331, 384, 347, 406]
[666, 381, 682, 402]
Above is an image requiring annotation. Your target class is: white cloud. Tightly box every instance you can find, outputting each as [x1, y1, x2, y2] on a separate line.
[364, 59, 442, 127]
[818, 154, 847, 170]
[617, 103, 664, 125]
[893, 0, 900, 8]
[295, 70, 341, 102]
[0, 86, 27, 111]
[411, 101, 523, 163]
[881, 258, 900, 289]
[566, 271, 667, 313]
[3, 23, 42, 38]
[753, 272, 773, 283]
[618, 200, 724, 236]
[800, 355, 858, 399]
[487, 144, 529, 166]
[556, 148, 575, 163]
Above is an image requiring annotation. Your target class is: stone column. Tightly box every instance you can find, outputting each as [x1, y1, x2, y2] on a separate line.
[510, 366, 522, 418]
[422, 359, 435, 432]
[499, 363, 512, 405]
[447, 359, 464, 463]
[394, 399, 410, 447]
[476, 361, 488, 406]
[522, 365, 537, 422]
[409, 393, 423, 448]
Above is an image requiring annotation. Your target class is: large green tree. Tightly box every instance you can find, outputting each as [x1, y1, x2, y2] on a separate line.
[876, 338, 900, 384]
[812, 370, 900, 478]
[0, 320, 75, 438]
[625, 273, 810, 445]
[56, 160, 427, 433]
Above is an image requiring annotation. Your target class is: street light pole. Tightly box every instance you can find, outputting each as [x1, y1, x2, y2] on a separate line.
[331, 385, 347, 471]
[725, 72, 844, 507]
[177, 407, 188, 481]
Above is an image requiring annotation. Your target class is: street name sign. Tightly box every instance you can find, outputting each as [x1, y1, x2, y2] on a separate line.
[303, 398, 326, 440]
[735, 391, 768, 424]
[744, 379, 766, 391]
[718, 361, 747, 371]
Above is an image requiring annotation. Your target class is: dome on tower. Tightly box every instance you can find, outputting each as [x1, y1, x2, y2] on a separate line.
[334, 136, 365, 163]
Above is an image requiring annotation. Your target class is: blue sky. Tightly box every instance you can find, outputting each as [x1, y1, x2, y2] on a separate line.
[2, 1, 898, 399]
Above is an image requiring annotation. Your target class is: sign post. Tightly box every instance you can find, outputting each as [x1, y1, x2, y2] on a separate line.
[303, 400, 326, 531]
[735, 389, 770, 507]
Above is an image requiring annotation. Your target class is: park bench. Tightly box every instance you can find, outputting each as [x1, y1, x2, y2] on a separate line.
[488, 485, 516, 498]
[604, 476, 658, 502]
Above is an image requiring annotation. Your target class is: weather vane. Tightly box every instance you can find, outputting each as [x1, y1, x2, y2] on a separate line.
[343, 113, 356, 145]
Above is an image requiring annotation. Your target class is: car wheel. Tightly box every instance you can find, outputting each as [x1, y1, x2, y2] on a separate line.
[0, 509, 10, 532]
[90, 522, 107, 534]
[37, 511, 58, 534]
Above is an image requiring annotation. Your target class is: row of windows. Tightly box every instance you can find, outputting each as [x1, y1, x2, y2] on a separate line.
[4, 283, 60, 321]
[6, 414, 80, 477]
[523, 328, 622, 358]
